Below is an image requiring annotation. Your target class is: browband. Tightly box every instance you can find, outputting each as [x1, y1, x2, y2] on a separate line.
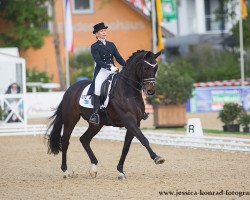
[144, 60, 157, 67]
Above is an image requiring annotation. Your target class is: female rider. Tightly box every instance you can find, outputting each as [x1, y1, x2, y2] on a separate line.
[89, 22, 126, 125]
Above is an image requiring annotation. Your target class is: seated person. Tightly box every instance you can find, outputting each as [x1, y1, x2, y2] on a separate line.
[5, 83, 21, 122]
[5, 83, 21, 94]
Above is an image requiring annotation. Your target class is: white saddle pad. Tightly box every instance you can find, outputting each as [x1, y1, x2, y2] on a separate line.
[79, 83, 112, 109]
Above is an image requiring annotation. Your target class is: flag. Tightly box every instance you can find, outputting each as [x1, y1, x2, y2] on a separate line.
[161, 0, 177, 21]
[155, 0, 163, 51]
[241, 0, 248, 19]
[126, 0, 150, 16]
[64, 0, 74, 53]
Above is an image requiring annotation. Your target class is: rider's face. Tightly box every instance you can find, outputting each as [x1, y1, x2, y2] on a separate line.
[96, 29, 107, 39]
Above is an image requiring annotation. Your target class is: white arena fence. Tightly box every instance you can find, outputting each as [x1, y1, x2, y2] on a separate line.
[0, 125, 250, 153]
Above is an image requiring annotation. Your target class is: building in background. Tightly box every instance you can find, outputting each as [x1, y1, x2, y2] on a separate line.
[1, 0, 242, 83]
[20, 0, 153, 83]
[164, 0, 240, 57]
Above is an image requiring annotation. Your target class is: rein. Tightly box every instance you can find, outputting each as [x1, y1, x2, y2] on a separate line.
[119, 74, 142, 92]
[119, 60, 157, 93]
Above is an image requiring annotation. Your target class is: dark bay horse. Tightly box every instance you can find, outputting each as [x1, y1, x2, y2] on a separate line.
[46, 50, 165, 179]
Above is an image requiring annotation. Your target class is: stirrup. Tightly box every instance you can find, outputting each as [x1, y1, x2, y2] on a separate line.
[142, 112, 149, 120]
[89, 113, 100, 125]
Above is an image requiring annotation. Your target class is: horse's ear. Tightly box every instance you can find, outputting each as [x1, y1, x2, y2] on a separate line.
[154, 50, 163, 59]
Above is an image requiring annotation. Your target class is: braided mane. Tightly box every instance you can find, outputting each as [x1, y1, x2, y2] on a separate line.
[126, 50, 147, 67]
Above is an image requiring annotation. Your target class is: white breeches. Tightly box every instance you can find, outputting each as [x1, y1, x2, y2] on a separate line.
[94, 68, 113, 96]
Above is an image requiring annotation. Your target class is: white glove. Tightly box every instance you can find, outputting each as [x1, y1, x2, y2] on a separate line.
[109, 64, 118, 72]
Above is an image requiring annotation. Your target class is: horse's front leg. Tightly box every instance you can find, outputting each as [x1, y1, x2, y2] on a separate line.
[122, 113, 165, 164]
[117, 130, 134, 180]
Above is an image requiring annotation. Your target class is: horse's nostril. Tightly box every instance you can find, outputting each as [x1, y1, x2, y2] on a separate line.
[147, 90, 155, 95]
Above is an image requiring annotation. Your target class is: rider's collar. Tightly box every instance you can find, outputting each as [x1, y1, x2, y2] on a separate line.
[98, 38, 106, 45]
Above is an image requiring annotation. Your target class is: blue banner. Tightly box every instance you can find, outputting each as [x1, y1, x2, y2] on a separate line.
[189, 86, 250, 112]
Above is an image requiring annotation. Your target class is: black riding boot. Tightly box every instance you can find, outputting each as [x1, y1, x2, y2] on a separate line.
[89, 94, 100, 125]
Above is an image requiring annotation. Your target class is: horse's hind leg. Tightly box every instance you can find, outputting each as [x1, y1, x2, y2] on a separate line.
[61, 116, 79, 178]
[79, 123, 103, 178]
[117, 131, 134, 180]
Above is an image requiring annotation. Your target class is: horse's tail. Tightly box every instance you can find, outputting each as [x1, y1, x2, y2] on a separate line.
[46, 101, 63, 155]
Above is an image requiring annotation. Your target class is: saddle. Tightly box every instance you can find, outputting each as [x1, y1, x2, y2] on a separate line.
[79, 73, 118, 109]
[99, 73, 118, 105]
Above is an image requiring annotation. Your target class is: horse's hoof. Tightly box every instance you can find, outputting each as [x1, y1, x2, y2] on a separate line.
[154, 156, 165, 165]
[63, 170, 69, 179]
[89, 164, 97, 178]
[118, 172, 126, 180]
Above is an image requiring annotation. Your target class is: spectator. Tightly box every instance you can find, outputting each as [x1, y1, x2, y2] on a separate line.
[5, 83, 21, 122]
[5, 83, 21, 94]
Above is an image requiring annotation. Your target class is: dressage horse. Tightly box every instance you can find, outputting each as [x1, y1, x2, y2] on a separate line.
[46, 50, 165, 179]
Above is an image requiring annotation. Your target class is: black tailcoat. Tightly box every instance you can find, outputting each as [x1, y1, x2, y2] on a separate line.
[87, 40, 126, 95]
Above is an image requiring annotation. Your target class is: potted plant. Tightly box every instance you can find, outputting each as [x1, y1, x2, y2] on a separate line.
[147, 62, 194, 128]
[239, 112, 250, 133]
[218, 103, 243, 132]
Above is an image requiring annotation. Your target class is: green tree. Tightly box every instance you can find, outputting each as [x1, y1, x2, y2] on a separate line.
[214, 0, 250, 48]
[208, 0, 250, 81]
[0, 0, 50, 50]
[69, 51, 94, 83]
[185, 44, 241, 82]
[168, 44, 243, 82]
[0, 0, 66, 90]
[26, 68, 53, 92]
[231, 13, 250, 48]
[147, 62, 194, 105]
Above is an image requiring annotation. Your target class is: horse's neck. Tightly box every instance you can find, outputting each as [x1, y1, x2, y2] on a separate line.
[121, 66, 140, 85]
[118, 67, 142, 97]
[122, 63, 140, 81]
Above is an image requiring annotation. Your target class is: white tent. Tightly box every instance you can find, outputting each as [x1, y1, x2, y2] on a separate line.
[0, 48, 27, 127]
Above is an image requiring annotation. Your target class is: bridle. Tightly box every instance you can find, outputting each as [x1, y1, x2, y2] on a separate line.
[119, 59, 157, 93]
[143, 60, 157, 85]
[142, 60, 157, 94]
[144, 60, 157, 67]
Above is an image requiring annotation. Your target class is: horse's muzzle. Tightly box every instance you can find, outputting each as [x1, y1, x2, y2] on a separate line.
[143, 81, 156, 96]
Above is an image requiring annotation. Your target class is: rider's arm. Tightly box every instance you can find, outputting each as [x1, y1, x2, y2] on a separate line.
[112, 43, 126, 67]
[91, 44, 111, 70]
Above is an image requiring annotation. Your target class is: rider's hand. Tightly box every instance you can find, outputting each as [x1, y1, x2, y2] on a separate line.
[109, 64, 119, 72]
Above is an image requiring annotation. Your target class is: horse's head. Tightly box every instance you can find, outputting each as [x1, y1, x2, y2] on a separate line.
[141, 50, 161, 96]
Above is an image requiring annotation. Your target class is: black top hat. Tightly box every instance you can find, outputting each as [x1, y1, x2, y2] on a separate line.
[93, 22, 108, 34]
